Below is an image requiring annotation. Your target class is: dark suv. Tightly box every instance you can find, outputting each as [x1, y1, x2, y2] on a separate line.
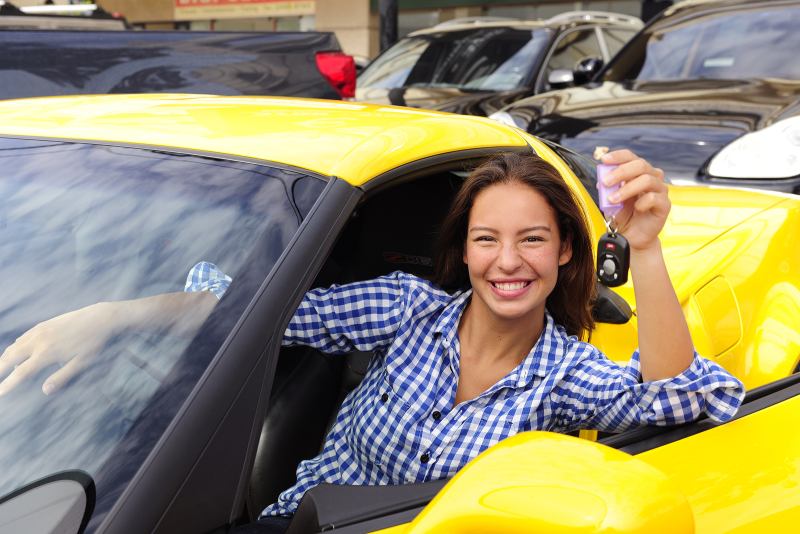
[492, 0, 800, 192]
[355, 12, 642, 116]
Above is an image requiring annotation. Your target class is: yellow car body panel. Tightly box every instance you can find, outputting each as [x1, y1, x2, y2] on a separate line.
[636, 393, 800, 533]
[0, 94, 527, 185]
[381, 432, 695, 534]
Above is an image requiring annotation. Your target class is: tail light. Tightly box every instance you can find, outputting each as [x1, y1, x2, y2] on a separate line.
[315, 51, 356, 99]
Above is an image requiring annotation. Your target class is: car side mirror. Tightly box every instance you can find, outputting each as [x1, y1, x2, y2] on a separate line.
[404, 432, 694, 533]
[0, 471, 94, 534]
[592, 283, 632, 324]
[547, 68, 574, 89]
[573, 57, 604, 85]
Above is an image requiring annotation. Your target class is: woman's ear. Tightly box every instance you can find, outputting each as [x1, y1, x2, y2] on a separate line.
[558, 236, 573, 266]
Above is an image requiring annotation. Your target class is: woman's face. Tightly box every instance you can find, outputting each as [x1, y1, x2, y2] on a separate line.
[463, 181, 572, 325]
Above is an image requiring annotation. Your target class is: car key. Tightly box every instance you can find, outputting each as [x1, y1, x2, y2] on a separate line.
[597, 229, 629, 287]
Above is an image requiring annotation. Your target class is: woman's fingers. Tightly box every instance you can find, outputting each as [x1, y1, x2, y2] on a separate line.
[600, 148, 638, 166]
[0, 357, 38, 396]
[0, 340, 32, 382]
[42, 355, 86, 396]
[602, 157, 659, 187]
[611, 173, 667, 205]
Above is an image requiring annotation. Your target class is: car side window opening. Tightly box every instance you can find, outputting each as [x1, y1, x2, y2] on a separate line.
[602, 28, 637, 58]
[0, 137, 324, 518]
[541, 27, 603, 89]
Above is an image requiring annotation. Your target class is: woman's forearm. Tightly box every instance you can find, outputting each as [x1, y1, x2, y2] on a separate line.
[630, 239, 694, 381]
[103, 291, 219, 338]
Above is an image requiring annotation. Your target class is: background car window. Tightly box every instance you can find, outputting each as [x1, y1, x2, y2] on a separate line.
[602, 28, 636, 57]
[604, 5, 800, 81]
[0, 138, 324, 518]
[542, 28, 603, 87]
[358, 28, 553, 91]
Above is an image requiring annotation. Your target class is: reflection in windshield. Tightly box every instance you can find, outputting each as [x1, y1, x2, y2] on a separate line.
[0, 139, 324, 521]
[359, 28, 552, 91]
[605, 6, 800, 82]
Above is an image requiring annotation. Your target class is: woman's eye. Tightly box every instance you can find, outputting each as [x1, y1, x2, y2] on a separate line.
[475, 236, 495, 242]
[524, 236, 544, 243]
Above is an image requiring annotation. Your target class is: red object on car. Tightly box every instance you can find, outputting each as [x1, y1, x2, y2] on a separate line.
[316, 51, 356, 99]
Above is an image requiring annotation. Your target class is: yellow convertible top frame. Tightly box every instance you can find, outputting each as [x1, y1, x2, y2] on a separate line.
[0, 94, 528, 186]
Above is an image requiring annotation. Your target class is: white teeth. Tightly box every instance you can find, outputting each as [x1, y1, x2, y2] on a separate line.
[493, 282, 528, 291]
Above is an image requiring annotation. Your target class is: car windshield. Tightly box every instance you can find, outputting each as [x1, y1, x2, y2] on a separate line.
[0, 138, 325, 523]
[358, 27, 553, 91]
[603, 4, 800, 82]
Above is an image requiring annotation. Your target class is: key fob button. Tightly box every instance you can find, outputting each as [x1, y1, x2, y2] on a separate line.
[602, 258, 616, 275]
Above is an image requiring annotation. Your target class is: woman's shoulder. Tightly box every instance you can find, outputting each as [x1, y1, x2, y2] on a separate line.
[377, 271, 455, 299]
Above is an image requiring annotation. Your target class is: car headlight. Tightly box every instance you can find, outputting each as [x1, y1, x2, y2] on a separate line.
[708, 116, 800, 179]
[488, 110, 528, 129]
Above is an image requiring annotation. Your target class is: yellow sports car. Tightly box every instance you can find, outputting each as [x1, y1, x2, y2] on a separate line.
[0, 95, 797, 533]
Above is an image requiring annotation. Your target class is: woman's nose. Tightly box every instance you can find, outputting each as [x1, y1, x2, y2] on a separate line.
[497, 243, 523, 271]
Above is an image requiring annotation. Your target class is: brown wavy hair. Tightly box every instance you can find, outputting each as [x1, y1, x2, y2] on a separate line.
[434, 152, 595, 338]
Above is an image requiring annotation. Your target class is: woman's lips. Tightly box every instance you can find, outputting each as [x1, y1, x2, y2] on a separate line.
[489, 280, 533, 298]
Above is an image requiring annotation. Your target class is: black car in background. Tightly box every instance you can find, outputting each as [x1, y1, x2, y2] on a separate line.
[355, 11, 642, 116]
[492, 0, 800, 193]
[0, 30, 355, 100]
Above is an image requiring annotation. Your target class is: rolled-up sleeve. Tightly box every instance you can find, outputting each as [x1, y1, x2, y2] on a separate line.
[282, 271, 411, 354]
[555, 348, 745, 433]
[185, 261, 232, 299]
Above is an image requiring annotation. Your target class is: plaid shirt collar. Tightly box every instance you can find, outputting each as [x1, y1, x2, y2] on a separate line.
[432, 289, 567, 388]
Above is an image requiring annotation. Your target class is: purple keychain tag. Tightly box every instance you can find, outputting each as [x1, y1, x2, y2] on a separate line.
[597, 163, 622, 218]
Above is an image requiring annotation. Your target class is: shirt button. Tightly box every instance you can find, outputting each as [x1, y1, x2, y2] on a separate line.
[380, 393, 389, 403]
[431, 410, 441, 421]
[420, 453, 430, 464]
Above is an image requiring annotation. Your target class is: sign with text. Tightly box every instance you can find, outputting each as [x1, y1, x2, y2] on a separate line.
[174, 0, 315, 20]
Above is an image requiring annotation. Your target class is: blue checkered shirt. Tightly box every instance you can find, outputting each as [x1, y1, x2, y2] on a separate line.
[185, 264, 745, 518]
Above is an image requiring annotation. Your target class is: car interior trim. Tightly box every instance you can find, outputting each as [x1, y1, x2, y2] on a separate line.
[363, 145, 535, 194]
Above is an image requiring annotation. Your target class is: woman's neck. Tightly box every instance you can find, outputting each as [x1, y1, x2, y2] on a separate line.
[457, 299, 545, 367]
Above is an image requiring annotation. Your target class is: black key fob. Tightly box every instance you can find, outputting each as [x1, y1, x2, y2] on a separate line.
[597, 232, 629, 287]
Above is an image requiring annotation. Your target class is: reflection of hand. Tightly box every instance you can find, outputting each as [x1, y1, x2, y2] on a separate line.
[0, 303, 116, 396]
[599, 149, 669, 251]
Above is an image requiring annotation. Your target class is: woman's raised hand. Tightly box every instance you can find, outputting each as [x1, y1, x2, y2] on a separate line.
[600, 149, 670, 251]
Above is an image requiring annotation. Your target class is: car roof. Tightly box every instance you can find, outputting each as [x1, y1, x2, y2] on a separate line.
[408, 10, 642, 36]
[663, 0, 799, 18]
[0, 94, 528, 186]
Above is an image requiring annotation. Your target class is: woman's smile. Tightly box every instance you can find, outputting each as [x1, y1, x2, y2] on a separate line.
[489, 279, 534, 298]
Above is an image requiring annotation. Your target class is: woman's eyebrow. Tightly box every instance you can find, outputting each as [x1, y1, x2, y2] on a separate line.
[468, 225, 551, 233]
[519, 226, 552, 233]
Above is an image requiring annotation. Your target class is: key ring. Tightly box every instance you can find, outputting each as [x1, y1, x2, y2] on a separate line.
[604, 215, 618, 236]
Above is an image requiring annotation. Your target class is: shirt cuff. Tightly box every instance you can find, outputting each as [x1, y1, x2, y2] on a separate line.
[625, 350, 745, 424]
[184, 261, 232, 300]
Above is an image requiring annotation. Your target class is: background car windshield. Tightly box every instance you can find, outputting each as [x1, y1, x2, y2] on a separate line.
[0, 138, 324, 520]
[604, 5, 800, 82]
[358, 28, 552, 91]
